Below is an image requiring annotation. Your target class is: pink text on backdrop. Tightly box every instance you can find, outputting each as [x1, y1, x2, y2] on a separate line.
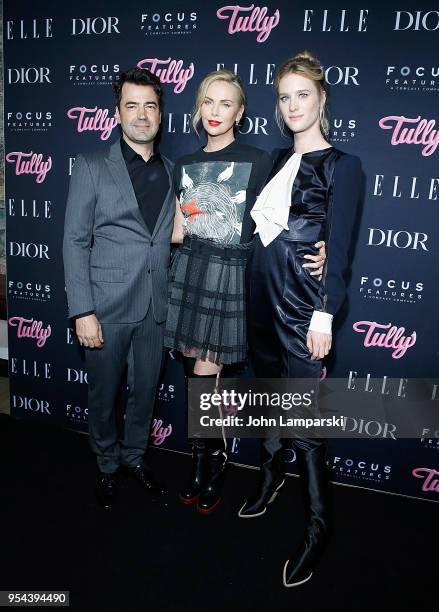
[8, 316, 52, 348]
[352, 321, 416, 359]
[150, 419, 172, 446]
[5, 151, 52, 184]
[378, 115, 439, 156]
[216, 4, 280, 42]
[137, 58, 194, 94]
[67, 106, 117, 141]
[412, 467, 439, 493]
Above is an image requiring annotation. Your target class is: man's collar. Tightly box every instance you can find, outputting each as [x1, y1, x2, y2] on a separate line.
[120, 138, 160, 163]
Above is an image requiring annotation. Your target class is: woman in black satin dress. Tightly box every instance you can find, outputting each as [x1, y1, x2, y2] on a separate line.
[239, 52, 362, 588]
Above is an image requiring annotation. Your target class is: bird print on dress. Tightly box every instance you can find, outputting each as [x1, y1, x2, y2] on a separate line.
[178, 161, 252, 244]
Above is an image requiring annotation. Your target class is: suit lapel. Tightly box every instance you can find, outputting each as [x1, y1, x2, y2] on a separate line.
[151, 155, 174, 240]
[105, 140, 151, 237]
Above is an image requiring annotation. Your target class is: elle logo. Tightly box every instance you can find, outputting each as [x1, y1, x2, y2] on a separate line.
[67, 106, 117, 140]
[412, 467, 439, 492]
[216, 4, 280, 43]
[379, 116, 439, 157]
[352, 321, 416, 359]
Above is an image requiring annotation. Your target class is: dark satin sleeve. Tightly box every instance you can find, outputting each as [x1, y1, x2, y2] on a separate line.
[240, 150, 273, 244]
[323, 154, 362, 317]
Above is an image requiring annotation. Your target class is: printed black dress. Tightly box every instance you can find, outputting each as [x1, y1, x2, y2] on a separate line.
[164, 140, 272, 365]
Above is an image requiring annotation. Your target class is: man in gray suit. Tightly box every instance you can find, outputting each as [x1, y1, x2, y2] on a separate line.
[63, 68, 174, 509]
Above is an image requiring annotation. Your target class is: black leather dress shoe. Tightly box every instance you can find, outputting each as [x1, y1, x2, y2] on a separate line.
[96, 472, 118, 510]
[123, 465, 167, 497]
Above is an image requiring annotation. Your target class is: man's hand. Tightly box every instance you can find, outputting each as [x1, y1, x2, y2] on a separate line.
[306, 330, 332, 361]
[75, 314, 104, 349]
[303, 240, 326, 279]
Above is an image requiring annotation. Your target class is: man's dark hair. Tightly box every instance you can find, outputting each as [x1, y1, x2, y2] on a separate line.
[113, 67, 163, 110]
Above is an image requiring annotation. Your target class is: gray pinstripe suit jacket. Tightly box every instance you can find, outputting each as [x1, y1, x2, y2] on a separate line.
[63, 139, 175, 324]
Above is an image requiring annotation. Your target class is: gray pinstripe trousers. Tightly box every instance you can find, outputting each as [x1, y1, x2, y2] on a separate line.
[85, 306, 165, 473]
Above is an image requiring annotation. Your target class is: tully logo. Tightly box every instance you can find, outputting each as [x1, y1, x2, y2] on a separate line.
[6, 151, 52, 183]
[137, 58, 194, 94]
[150, 418, 172, 446]
[379, 115, 439, 157]
[8, 316, 52, 348]
[412, 467, 439, 493]
[216, 4, 280, 43]
[352, 321, 416, 359]
[67, 106, 117, 140]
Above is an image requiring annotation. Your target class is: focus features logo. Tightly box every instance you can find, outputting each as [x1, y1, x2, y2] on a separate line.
[330, 118, 357, 143]
[8, 280, 51, 303]
[331, 456, 392, 482]
[7, 111, 53, 133]
[66, 404, 88, 423]
[140, 11, 197, 35]
[359, 276, 423, 304]
[69, 64, 120, 85]
[386, 65, 439, 93]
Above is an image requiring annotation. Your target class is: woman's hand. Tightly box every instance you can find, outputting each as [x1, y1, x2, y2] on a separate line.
[303, 240, 326, 279]
[306, 330, 332, 360]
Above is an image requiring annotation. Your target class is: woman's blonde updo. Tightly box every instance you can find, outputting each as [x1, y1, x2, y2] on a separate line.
[274, 51, 329, 137]
[192, 69, 246, 135]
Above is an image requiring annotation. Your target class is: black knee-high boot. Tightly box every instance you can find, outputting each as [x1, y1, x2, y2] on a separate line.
[238, 437, 285, 518]
[179, 369, 219, 506]
[283, 443, 330, 587]
[194, 371, 228, 514]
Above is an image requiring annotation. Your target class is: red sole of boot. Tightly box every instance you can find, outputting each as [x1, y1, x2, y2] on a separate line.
[196, 497, 223, 515]
[179, 494, 199, 505]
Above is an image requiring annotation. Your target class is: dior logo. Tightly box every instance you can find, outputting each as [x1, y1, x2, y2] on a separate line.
[325, 66, 359, 86]
[9, 242, 50, 259]
[238, 116, 269, 135]
[367, 228, 428, 251]
[394, 11, 439, 31]
[8, 67, 51, 84]
[342, 417, 397, 440]
[71, 17, 120, 35]
[12, 395, 51, 414]
[67, 368, 88, 383]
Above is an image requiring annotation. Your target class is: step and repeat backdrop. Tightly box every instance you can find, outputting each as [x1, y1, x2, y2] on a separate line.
[4, 1, 439, 501]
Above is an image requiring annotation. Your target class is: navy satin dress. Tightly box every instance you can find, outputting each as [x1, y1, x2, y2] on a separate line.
[247, 145, 362, 385]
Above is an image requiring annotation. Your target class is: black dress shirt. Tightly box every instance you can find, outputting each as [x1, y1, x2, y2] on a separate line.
[120, 138, 169, 235]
